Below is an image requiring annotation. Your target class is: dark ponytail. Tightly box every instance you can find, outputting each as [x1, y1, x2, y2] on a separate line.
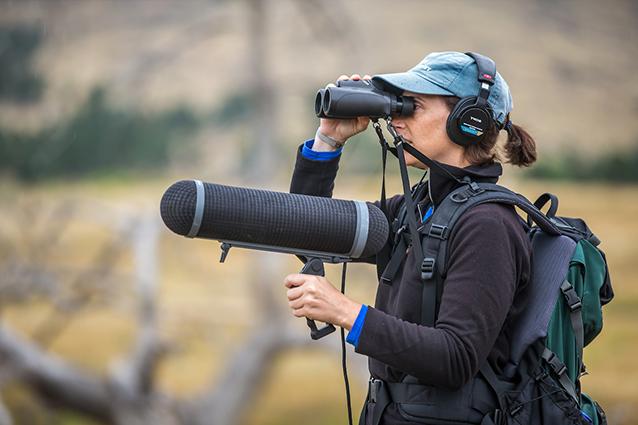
[503, 115, 537, 167]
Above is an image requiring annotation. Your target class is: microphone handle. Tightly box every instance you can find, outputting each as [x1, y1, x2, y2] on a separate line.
[300, 258, 336, 340]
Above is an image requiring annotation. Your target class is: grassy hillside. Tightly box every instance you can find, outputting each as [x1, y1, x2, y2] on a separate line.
[1, 0, 637, 159]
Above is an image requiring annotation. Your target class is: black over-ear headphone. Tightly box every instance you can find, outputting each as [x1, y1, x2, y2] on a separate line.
[446, 52, 497, 147]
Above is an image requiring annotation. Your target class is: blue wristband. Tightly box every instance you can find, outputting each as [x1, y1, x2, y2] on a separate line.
[301, 138, 343, 161]
[346, 305, 368, 348]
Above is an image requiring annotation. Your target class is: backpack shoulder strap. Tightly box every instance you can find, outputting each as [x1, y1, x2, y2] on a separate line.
[419, 182, 561, 327]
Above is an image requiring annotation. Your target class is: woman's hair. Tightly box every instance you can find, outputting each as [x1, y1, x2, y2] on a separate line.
[442, 96, 537, 167]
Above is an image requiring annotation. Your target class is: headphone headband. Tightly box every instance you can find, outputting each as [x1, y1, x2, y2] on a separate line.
[465, 52, 496, 106]
[465, 52, 496, 85]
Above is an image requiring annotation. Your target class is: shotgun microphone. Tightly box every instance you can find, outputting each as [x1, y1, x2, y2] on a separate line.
[160, 180, 389, 261]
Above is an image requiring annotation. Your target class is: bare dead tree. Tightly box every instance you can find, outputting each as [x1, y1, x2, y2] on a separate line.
[0, 1, 370, 423]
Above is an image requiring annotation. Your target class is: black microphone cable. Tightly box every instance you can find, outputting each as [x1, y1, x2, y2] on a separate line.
[339, 262, 354, 425]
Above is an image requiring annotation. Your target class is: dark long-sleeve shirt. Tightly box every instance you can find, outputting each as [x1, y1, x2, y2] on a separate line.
[290, 142, 532, 392]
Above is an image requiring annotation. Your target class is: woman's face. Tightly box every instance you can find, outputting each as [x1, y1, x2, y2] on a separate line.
[391, 93, 469, 169]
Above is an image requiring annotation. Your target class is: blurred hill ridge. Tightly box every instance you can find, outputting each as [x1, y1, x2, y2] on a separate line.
[0, 0, 636, 153]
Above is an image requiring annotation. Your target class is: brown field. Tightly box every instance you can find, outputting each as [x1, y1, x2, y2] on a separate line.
[1, 176, 637, 424]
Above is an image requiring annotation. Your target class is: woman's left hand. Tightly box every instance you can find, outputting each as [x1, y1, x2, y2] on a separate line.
[284, 274, 362, 330]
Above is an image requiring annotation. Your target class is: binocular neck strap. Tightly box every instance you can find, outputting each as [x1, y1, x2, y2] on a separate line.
[386, 124, 465, 186]
[384, 118, 425, 270]
[371, 119, 468, 277]
[372, 120, 392, 219]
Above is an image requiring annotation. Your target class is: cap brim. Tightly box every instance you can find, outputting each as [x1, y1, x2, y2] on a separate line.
[372, 72, 454, 96]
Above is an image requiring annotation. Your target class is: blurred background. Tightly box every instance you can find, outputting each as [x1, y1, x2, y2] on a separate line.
[0, 0, 637, 424]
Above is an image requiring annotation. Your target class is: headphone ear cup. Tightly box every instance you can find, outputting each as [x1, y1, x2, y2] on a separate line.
[447, 97, 493, 147]
[446, 97, 476, 147]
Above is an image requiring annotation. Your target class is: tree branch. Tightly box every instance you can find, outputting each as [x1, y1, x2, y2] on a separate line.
[111, 213, 164, 398]
[0, 392, 13, 425]
[0, 324, 112, 422]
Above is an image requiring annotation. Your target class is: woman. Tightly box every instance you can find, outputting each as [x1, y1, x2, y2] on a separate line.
[284, 51, 537, 424]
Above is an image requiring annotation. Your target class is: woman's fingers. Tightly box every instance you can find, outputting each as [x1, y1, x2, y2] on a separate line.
[288, 296, 306, 310]
[335, 73, 369, 84]
[286, 285, 303, 301]
[292, 308, 307, 318]
[284, 273, 307, 288]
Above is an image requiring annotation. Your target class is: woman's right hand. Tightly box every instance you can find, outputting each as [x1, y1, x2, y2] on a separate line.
[313, 74, 372, 152]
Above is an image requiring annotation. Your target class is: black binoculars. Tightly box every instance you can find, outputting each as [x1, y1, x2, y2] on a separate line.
[315, 79, 415, 119]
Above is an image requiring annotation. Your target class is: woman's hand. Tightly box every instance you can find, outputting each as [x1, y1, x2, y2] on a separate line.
[284, 273, 362, 330]
[313, 74, 372, 152]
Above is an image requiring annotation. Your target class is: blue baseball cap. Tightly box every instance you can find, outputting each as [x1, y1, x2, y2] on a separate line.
[372, 51, 513, 125]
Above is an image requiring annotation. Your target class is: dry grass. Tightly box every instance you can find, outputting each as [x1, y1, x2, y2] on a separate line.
[1, 177, 637, 424]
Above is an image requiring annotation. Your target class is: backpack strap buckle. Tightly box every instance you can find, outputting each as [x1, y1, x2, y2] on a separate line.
[560, 280, 583, 312]
[428, 223, 449, 240]
[542, 349, 567, 377]
[542, 348, 580, 403]
[468, 181, 485, 195]
[421, 257, 435, 280]
[461, 177, 485, 196]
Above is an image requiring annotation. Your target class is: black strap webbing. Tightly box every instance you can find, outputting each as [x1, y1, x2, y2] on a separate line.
[373, 120, 392, 279]
[541, 348, 579, 403]
[393, 140, 424, 275]
[560, 280, 584, 383]
[380, 237, 406, 284]
[380, 184, 428, 284]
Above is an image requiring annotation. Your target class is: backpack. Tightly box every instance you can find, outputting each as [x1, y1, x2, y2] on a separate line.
[376, 180, 613, 425]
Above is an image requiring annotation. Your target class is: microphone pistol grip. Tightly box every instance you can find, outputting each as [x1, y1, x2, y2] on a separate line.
[300, 257, 336, 340]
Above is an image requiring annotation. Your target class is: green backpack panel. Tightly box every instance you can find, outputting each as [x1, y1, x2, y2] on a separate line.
[547, 239, 607, 383]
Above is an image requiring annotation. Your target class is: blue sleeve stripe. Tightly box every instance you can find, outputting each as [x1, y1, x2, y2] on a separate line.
[346, 304, 368, 347]
[301, 138, 343, 161]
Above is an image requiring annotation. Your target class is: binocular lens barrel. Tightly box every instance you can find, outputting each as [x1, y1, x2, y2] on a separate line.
[315, 89, 327, 118]
[314, 83, 414, 119]
[322, 90, 332, 116]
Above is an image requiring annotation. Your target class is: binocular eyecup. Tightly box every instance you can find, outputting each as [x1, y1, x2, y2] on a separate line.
[315, 79, 414, 119]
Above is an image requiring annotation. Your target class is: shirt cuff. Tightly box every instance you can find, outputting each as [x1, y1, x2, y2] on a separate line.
[346, 304, 368, 348]
[301, 138, 343, 161]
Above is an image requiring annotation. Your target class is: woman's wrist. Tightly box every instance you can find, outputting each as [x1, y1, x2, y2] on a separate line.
[312, 135, 339, 152]
[313, 128, 345, 152]
[338, 299, 363, 330]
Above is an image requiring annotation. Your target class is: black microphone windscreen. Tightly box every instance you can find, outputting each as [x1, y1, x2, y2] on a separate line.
[160, 180, 389, 259]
